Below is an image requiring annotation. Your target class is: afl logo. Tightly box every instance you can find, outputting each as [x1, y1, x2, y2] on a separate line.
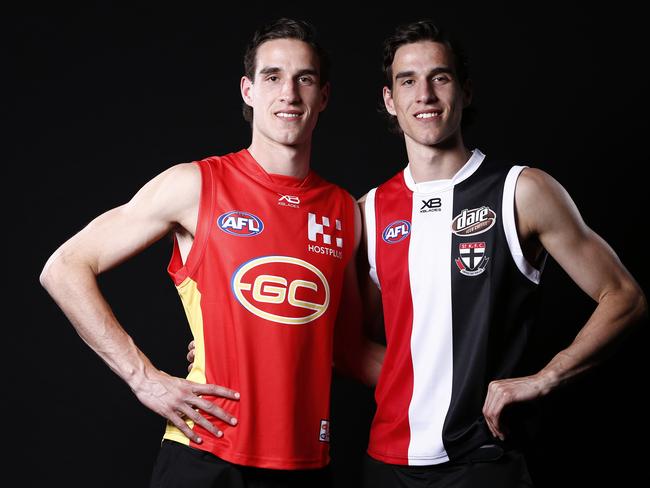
[451, 206, 496, 236]
[231, 256, 330, 325]
[218, 211, 264, 237]
[382, 220, 411, 244]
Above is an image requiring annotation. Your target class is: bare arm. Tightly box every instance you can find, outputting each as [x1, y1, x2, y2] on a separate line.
[483, 168, 647, 439]
[332, 195, 385, 386]
[40, 163, 239, 443]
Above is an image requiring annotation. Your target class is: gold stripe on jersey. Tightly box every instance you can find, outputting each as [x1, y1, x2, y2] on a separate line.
[163, 277, 206, 446]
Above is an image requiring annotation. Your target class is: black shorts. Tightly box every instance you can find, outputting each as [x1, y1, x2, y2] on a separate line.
[150, 440, 332, 488]
[362, 447, 533, 488]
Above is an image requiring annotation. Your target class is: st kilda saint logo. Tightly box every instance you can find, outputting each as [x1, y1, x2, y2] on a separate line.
[451, 206, 496, 236]
[455, 242, 489, 276]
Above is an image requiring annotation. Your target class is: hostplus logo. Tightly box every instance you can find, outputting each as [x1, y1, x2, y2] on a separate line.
[308, 213, 343, 259]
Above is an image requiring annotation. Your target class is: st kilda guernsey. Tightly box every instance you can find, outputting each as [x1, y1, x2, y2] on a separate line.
[164, 149, 354, 469]
[364, 149, 546, 465]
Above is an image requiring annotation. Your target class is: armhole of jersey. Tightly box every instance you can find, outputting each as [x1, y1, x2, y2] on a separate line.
[365, 188, 380, 289]
[502, 165, 544, 284]
[167, 159, 215, 285]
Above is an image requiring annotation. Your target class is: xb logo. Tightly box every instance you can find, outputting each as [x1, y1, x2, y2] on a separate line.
[231, 256, 330, 325]
[420, 198, 442, 212]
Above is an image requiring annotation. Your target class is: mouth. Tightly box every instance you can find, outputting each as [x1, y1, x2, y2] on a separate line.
[275, 110, 303, 121]
[414, 109, 442, 120]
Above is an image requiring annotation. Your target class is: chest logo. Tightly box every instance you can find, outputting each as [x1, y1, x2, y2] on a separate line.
[382, 220, 411, 244]
[218, 211, 264, 237]
[451, 206, 496, 236]
[455, 242, 489, 276]
[278, 194, 300, 208]
[231, 256, 330, 325]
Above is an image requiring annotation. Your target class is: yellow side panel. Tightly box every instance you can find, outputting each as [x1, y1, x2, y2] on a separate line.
[162, 277, 206, 446]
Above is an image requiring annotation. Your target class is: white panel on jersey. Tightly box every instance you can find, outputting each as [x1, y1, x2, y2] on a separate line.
[407, 186, 454, 465]
[364, 188, 380, 289]
[502, 166, 546, 284]
[403, 149, 485, 193]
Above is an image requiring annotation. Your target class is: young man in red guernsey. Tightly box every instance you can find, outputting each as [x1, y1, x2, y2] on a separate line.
[40, 18, 382, 488]
[359, 20, 646, 487]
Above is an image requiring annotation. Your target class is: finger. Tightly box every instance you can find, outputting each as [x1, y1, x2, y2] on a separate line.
[187, 362, 194, 374]
[192, 397, 238, 426]
[187, 348, 195, 363]
[168, 412, 206, 444]
[188, 340, 195, 351]
[192, 382, 240, 400]
[178, 405, 224, 439]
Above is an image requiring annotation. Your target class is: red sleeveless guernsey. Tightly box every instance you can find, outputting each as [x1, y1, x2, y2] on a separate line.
[164, 149, 354, 469]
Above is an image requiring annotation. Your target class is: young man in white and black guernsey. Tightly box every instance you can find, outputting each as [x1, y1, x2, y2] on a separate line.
[359, 20, 647, 487]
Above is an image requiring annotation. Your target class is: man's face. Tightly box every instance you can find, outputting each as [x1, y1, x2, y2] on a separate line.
[383, 41, 470, 148]
[241, 38, 329, 147]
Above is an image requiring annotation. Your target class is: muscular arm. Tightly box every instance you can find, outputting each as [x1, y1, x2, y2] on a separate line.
[483, 168, 647, 439]
[40, 163, 239, 443]
[332, 195, 385, 386]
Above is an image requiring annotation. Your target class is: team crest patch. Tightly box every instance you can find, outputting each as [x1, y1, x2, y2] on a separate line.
[451, 206, 496, 236]
[455, 242, 489, 276]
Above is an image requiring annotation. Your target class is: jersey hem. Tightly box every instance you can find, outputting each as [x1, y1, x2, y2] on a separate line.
[366, 448, 449, 466]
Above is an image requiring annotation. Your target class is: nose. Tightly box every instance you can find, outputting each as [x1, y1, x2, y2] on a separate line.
[416, 80, 438, 104]
[280, 79, 301, 104]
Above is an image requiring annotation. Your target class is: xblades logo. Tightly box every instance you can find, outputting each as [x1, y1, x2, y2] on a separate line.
[420, 198, 442, 213]
[278, 194, 300, 208]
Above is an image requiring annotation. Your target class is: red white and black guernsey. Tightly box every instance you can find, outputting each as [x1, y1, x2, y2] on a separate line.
[364, 149, 546, 466]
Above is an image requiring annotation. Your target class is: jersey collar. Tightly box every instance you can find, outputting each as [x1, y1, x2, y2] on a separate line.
[403, 149, 486, 194]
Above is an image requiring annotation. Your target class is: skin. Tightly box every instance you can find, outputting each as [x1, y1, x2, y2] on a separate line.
[40, 37, 381, 447]
[361, 40, 647, 441]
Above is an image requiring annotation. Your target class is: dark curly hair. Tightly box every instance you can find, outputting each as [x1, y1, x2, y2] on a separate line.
[242, 18, 330, 124]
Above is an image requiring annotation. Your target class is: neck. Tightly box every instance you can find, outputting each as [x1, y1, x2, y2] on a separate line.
[404, 133, 472, 183]
[248, 133, 311, 180]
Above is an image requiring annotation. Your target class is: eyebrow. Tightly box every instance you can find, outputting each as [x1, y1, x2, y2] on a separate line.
[395, 67, 454, 79]
[258, 66, 320, 78]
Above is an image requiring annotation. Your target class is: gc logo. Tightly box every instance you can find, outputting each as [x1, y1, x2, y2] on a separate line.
[231, 256, 330, 325]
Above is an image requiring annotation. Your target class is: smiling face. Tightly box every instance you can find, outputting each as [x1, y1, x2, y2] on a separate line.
[383, 41, 470, 149]
[241, 38, 329, 148]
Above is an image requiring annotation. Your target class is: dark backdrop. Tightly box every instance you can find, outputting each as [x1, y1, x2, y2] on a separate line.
[10, 2, 648, 487]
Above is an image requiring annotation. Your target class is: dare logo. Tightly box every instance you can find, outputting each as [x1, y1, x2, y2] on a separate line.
[231, 256, 330, 325]
[451, 206, 496, 236]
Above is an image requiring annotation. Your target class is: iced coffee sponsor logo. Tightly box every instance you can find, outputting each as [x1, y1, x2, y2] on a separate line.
[451, 206, 496, 236]
[218, 211, 264, 237]
[231, 256, 330, 325]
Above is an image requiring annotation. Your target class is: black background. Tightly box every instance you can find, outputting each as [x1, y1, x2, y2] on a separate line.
[10, 2, 648, 487]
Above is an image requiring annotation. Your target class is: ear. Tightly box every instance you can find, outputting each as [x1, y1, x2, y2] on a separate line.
[318, 81, 331, 112]
[462, 78, 473, 108]
[383, 86, 396, 116]
[241, 76, 254, 107]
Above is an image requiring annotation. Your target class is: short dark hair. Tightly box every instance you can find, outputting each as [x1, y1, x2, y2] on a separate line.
[242, 18, 330, 123]
[381, 20, 473, 133]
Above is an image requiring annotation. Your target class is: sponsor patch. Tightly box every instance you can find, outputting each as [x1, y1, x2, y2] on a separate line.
[451, 206, 496, 236]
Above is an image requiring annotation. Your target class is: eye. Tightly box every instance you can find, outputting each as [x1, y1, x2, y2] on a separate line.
[401, 79, 415, 86]
[298, 76, 315, 85]
[266, 75, 279, 82]
[432, 75, 450, 84]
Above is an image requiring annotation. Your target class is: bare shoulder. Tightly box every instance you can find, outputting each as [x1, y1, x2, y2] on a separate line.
[516, 167, 585, 237]
[123, 162, 201, 224]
